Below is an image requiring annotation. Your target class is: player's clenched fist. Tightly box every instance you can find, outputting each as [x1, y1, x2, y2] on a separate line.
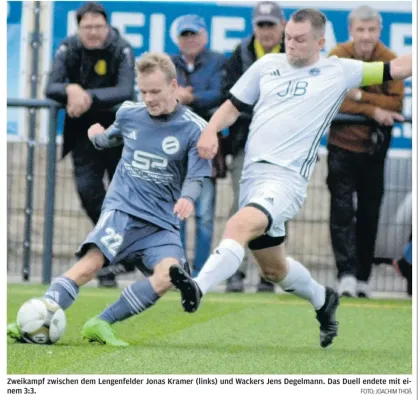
[197, 126, 218, 159]
[173, 198, 194, 220]
[88, 123, 105, 140]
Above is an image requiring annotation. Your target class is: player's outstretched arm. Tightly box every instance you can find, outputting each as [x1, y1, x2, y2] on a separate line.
[390, 54, 412, 81]
[345, 53, 412, 89]
[197, 100, 240, 159]
[208, 99, 241, 132]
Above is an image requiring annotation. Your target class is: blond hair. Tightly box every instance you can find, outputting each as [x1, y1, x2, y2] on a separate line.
[136, 52, 177, 82]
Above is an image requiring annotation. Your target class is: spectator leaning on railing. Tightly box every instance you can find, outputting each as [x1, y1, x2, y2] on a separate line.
[222, 1, 286, 293]
[45, 2, 135, 288]
[170, 15, 227, 277]
[327, 5, 405, 298]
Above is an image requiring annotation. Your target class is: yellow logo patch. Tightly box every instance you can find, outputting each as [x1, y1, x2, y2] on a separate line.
[94, 60, 107, 75]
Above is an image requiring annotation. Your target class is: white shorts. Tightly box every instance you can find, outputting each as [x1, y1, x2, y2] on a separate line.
[239, 163, 308, 237]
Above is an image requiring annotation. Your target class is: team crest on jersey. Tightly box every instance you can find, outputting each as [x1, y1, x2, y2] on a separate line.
[309, 68, 320, 76]
[162, 136, 180, 155]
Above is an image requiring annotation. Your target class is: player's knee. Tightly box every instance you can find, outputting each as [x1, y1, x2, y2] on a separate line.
[260, 265, 282, 282]
[149, 261, 174, 295]
[153, 264, 170, 281]
[68, 247, 105, 284]
[82, 248, 105, 274]
[260, 261, 287, 282]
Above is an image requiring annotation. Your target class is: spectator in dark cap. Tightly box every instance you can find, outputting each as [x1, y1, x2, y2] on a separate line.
[223, 1, 286, 293]
[170, 14, 227, 277]
[45, 2, 136, 287]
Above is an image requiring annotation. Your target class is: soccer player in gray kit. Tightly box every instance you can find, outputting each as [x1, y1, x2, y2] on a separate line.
[8, 53, 212, 346]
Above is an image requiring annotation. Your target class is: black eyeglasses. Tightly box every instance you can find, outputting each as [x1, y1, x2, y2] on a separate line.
[256, 21, 276, 28]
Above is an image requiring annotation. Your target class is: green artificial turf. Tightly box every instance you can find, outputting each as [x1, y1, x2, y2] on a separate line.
[7, 284, 412, 375]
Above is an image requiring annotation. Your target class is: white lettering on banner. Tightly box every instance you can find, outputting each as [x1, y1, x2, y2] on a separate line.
[390, 23, 412, 55]
[169, 16, 181, 45]
[403, 94, 412, 117]
[394, 83, 412, 140]
[393, 124, 412, 139]
[111, 13, 145, 48]
[210, 17, 245, 53]
[67, 11, 76, 35]
[149, 14, 165, 52]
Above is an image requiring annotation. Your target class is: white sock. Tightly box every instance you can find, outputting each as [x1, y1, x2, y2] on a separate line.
[278, 257, 326, 310]
[194, 239, 245, 295]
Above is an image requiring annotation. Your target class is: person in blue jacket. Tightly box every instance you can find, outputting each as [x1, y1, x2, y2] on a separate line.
[171, 15, 227, 277]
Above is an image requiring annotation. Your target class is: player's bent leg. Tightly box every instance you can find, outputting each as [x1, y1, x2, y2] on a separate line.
[254, 244, 339, 348]
[252, 241, 289, 282]
[83, 258, 183, 345]
[65, 246, 106, 286]
[224, 206, 269, 246]
[149, 257, 179, 296]
[177, 206, 268, 309]
[44, 246, 105, 310]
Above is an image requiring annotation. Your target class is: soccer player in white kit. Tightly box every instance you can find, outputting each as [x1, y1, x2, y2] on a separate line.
[169, 9, 412, 348]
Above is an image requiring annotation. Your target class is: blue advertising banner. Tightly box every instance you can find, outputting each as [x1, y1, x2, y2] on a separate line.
[48, 1, 412, 151]
[7, 1, 23, 137]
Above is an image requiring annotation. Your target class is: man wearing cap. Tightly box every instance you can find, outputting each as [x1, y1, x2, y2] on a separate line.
[170, 15, 227, 278]
[223, 1, 286, 293]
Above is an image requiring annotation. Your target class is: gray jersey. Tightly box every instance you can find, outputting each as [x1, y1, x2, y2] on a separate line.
[95, 101, 212, 232]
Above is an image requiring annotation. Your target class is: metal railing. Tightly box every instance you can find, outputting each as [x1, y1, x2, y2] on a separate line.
[7, 97, 412, 288]
[8, 98, 59, 284]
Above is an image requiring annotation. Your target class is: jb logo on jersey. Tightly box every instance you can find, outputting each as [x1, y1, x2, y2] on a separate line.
[277, 80, 308, 98]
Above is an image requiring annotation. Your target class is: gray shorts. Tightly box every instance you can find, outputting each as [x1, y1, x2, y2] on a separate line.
[76, 209, 185, 275]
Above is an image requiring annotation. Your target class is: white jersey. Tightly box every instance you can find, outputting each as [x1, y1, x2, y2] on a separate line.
[230, 54, 364, 179]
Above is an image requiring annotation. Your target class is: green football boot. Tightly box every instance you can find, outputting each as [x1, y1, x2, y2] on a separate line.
[82, 316, 129, 347]
[7, 322, 25, 343]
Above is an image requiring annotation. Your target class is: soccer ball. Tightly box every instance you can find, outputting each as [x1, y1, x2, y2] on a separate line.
[16, 298, 67, 344]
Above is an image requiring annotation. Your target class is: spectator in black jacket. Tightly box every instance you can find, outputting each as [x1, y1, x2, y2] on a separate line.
[223, 1, 286, 293]
[45, 2, 135, 287]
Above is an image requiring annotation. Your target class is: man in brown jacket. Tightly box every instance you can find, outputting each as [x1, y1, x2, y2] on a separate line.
[327, 5, 404, 298]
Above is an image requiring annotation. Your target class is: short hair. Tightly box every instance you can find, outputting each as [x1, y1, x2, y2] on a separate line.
[348, 6, 383, 26]
[136, 53, 177, 83]
[290, 8, 327, 37]
[76, 2, 108, 25]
